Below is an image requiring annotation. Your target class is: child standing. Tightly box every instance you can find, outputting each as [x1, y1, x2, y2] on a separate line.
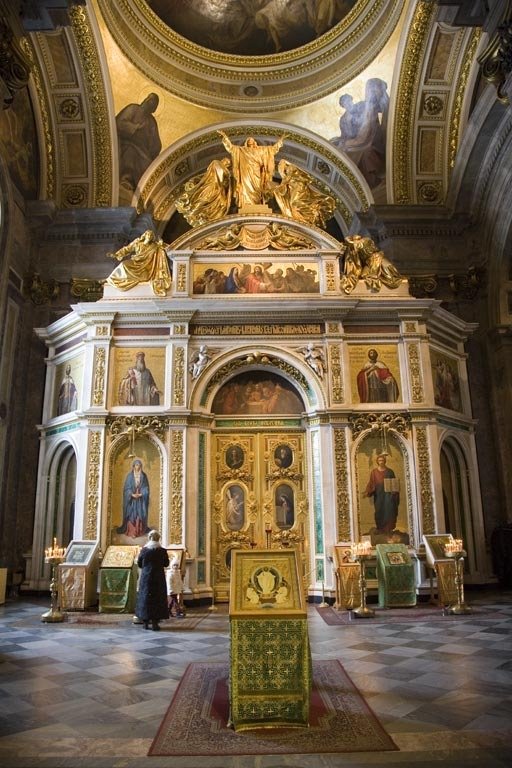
[166, 558, 185, 617]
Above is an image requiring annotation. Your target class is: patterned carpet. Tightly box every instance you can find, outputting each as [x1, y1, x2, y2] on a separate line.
[13, 610, 208, 630]
[149, 659, 398, 756]
[315, 604, 497, 625]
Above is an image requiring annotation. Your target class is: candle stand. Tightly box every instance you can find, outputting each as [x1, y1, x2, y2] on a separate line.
[445, 548, 471, 615]
[41, 554, 65, 623]
[350, 542, 375, 618]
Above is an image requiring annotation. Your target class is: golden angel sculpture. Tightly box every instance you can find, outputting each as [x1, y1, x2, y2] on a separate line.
[340, 235, 403, 294]
[106, 230, 172, 297]
[175, 158, 232, 227]
[273, 159, 335, 228]
[218, 130, 286, 208]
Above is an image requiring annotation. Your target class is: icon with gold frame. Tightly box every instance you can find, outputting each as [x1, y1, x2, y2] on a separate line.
[229, 549, 305, 617]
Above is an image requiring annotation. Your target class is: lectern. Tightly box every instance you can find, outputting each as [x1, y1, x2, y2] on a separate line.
[58, 540, 100, 610]
[229, 549, 311, 731]
[99, 545, 138, 613]
[376, 543, 416, 608]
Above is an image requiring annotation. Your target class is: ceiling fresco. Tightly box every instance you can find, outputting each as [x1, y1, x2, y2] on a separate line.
[146, 0, 358, 56]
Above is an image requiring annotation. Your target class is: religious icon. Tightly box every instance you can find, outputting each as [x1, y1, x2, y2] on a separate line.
[226, 444, 244, 470]
[274, 444, 293, 469]
[275, 484, 294, 529]
[225, 485, 245, 531]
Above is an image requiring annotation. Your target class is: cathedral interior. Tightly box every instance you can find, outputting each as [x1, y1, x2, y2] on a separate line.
[1, 1, 512, 766]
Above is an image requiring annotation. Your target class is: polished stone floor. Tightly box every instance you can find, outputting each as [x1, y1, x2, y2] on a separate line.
[0, 589, 511, 768]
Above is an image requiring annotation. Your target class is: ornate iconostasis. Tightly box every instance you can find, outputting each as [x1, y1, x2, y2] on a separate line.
[25, 207, 488, 600]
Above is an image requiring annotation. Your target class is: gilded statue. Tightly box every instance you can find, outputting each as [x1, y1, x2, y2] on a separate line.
[273, 159, 335, 228]
[340, 235, 403, 294]
[106, 230, 172, 297]
[175, 158, 232, 227]
[218, 130, 287, 209]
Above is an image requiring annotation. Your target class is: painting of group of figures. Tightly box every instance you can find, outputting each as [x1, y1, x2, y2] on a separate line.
[213, 372, 305, 415]
[148, 0, 358, 56]
[193, 262, 319, 295]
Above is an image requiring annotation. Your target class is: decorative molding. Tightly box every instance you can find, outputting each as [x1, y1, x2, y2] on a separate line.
[0, 18, 31, 108]
[106, 415, 171, 439]
[334, 429, 350, 542]
[70, 278, 104, 302]
[170, 430, 184, 543]
[478, 6, 512, 103]
[392, 1, 434, 204]
[329, 344, 344, 404]
[92, 347, 106, 406]
[416, 426, 434, 534]
[85, 430, 101, 539]
[97, 0, 404, 114]
[173, 347, 185, 406]
[69, 4, 112, 206]
[349, 412, 411, 437]
[407, 343, 424, 403]
[24, 273, 59, 305]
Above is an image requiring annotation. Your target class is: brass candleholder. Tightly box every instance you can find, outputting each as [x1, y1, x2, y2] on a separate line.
[445, 547, 471, 615]
[351, 544, 375, 618]
[41, 539, 66, 623]
[318, 581, 329, 608]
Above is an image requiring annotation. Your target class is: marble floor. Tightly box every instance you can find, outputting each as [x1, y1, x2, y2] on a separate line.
[0, 589, 512, 768]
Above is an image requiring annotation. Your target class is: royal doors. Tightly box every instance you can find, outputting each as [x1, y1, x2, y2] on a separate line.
[211, 432, 308, 601]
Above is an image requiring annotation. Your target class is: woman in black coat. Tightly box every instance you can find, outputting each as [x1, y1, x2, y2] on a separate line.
[136, 530, 169, 630]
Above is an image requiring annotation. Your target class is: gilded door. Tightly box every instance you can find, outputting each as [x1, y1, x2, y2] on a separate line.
[211, 432, 308, 601]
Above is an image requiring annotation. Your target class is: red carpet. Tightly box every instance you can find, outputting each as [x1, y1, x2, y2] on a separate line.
[149, 659, 398, 756]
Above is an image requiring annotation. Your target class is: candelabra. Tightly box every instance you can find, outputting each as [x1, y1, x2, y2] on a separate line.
[41, 538, 66, 623]
[445, 539, 471, 615]
[351, 541, 375, 618]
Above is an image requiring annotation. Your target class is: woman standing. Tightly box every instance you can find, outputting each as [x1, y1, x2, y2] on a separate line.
[136, 530, 169, 631]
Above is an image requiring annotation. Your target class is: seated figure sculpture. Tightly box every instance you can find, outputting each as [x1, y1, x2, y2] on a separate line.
[106, 230, 172, 297]
[340, 234, 403, 294]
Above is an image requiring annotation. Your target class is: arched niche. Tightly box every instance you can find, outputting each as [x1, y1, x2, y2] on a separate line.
[106, 434, 164, 548]
[439, 436, 478, 573]
[353, 429, 415, 547]
[195, 349, 322, 416]
[211, 370, 305, 417]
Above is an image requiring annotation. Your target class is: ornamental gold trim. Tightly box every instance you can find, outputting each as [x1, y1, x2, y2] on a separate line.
[407, 343, 424, 403]
[449, 29, 481, 169]
[70, 5, 112, 207]
[20, 37, 54, 199]
[173, 347, 185, 406]
[416, 427, 434, 534]
[170, 430, 184, 543]
[177, 264, 187, 292]
[349, 412, 411, 437]
[329, 344, 344, 404]
[85, 431, 101, 539]
[92, 347, 106, 406]
[334, 429, 350, 541]
[98, 0, 403, 114]
[392, 1, 435, 204]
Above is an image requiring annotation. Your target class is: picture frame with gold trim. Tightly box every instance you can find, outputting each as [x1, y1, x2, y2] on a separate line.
[229, 549, 305, 617]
